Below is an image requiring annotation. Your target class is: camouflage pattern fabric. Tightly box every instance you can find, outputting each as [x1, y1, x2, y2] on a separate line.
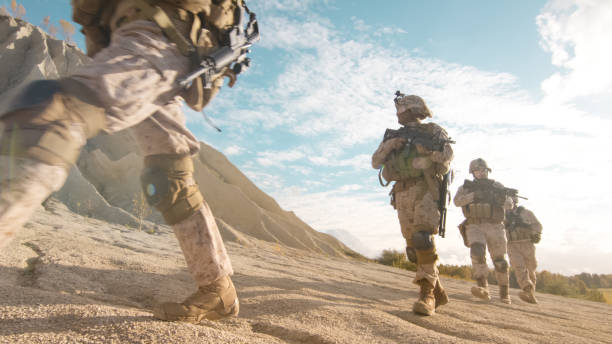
[0, 19, 232, 287]
[395, 180, 440, 286]
[465, 223, 509, 286]
[506, 206, 541, 290]
[0, 157, 68, 249]
[508, 241, 537, 290]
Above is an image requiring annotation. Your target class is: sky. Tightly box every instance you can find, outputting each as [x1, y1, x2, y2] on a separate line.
[3, 0, 612, 275]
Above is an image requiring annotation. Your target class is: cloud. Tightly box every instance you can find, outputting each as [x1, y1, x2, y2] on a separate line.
[537, 0, 612, 104]
[191, 0, 612, 274]
[224, 145, 244, 156]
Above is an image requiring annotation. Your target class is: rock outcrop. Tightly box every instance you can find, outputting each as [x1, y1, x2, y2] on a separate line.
[0, 15, 356, 257]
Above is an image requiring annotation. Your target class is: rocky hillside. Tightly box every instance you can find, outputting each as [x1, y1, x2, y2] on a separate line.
[0, 14, 355, 257]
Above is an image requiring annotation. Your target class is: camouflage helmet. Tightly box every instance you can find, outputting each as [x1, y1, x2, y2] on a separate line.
[394, 91, 432, 119]
[469, 158, 491, 173]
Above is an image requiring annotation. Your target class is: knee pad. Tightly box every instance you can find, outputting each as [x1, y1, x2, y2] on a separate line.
[405, 247, 417, 263]
[412, 231, 434, 250]
[493, 257, 509, 273]
[470, 243, 486, 264]
[140, 154, 204, 225]
[0, 79, 106, 167]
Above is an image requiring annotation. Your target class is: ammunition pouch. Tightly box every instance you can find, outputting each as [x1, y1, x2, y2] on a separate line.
[462, 202, 504, 224]
[507, 227, 533, 242]
[140, 154, 204, 225]
[72, 0, 239, 110]
[383, 146, 424, 182]
[0, 79, 107, 167]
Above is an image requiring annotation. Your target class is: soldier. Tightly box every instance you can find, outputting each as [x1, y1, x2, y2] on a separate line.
[0, 0, 257, 323]
[454, 158, 514, 304]
[505, 196, 542, 304]
[372, 93, 454, 316]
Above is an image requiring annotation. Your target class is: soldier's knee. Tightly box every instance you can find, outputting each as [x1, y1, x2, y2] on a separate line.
[0, 79, 107, 167]
[140, 154, 204, 225]
[470, 243, 486, 264]
[493, 257, 509, 273]
[405, 246, 417, 263]
[412, 230, 434, 250]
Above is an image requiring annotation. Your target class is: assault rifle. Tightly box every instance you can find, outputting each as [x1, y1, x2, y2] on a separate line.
[382, 126, 455, 152]
[464, 179, 528, 204]
[178, 2, 260, 89]
[438, 170, 452, 238]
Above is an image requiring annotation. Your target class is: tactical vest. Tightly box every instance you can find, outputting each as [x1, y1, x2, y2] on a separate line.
[381, 123, 435, 182]
[71, 0, 240, 111]
[504, 206, 532, 241]
[461, 179, 505, 223]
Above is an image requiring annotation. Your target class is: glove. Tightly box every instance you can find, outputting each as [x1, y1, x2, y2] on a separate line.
[531, 232, 541, 244]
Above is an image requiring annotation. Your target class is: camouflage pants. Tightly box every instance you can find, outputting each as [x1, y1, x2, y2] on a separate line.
[0, 20, 233, 287]
[466, 222, 509, 286]
[395, 180, 440, 286]
[507, 240, 537, 290]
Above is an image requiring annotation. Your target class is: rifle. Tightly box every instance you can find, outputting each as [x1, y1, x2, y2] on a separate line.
[464, 179, 528, 204]
[382, 126, 455, 153]
[438, 170, 452, 238]
[178, 3, 260, 90]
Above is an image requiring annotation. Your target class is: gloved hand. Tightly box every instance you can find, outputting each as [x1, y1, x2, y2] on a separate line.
[531, 232, 541, 244]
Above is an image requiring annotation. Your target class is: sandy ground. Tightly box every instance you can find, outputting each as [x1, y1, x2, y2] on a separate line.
[1, 201, 611, 344]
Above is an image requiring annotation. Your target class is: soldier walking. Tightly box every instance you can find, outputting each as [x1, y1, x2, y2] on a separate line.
[0, 0, 258, 323]
[454, 159, 513, 304]
[505, 196, 542, 304]
[372, 92, 454, 316]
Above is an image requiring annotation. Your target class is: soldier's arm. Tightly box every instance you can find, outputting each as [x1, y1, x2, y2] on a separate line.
[371, 137, 404, 169]
[429, 124, 453, 174]
[454, 185, 474, 207]
[521, 208, 543, 234]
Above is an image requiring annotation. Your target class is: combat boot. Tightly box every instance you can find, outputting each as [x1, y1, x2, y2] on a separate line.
[413, 280, 436, 316]
[499, 285, 511, 304]
[434, 279, 449, 308]
[519, 285, 538, 304]
[153, 275, 239, 323]
[471, 277, 491, 301]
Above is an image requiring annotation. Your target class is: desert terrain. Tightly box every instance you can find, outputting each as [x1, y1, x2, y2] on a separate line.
[1, 201, 611, 344]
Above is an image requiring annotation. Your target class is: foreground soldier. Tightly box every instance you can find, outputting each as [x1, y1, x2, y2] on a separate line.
[505, 196, 542, 304]
[0, 0, 258, 322]
[372, 93, 453, 316]
[454, 159, 513, 304]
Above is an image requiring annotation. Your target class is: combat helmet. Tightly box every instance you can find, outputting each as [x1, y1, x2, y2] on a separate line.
[469, 158, 491, 173]
[394, 91, 432, 119]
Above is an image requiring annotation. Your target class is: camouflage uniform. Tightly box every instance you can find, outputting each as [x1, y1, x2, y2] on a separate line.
[0, 0, 243, 322]
[454, 159, 513, 303]
[372, 93, 453, 315]
[505, 204, 542, 303]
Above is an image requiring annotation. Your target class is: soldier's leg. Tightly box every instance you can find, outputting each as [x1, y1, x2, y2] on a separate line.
[525, 243, 538, 287]
[0, 79, 108, 249]
[0, 157, 68, 248]
[466, 224, 490, 300]
[131, 107, 236, 321]
[485, 223, 511, 304]
[519, 242, 539, 304]
[0, 20, 189, 249]
[413, 187, 449, 314]
[507, 241, 530, 290]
